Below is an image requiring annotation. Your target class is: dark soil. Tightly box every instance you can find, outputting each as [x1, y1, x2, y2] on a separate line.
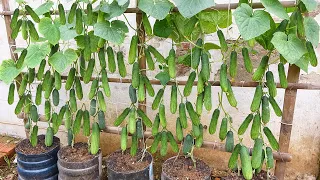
[59, 142, 95, 162]
[15, 135, 59, 155]
[162, 156, 211, 180]
[221, 170, 277, 180]
[106, 149, 152, 173]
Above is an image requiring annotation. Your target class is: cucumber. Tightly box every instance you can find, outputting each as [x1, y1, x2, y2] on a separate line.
[167, 131, 179, 153]
[45, 127, 54, 147]
[131, 62, 140, 89]
[186, 101, 200, 126]
[87, 3, 93, 25]
[97, 91, 106, 112]
[131, 132, 138, 156]
[142, 13, 152, 36]
[262, 96, 270, 124]
[67, 129, 73, 146]
[18, 73, 28, 96]
[15, 95, 25, 115]
[58, 4, 66, 25]
[263, 127, 279, 151]
[152, 88, 164, 110]
[306, 41, 318, 67]
[11, 19, 22, 39]
[159, 104, 167, 128]
[75, 8, 83, 34]
[219, 117, 228, 140]
[98, 111, 106, 129]
[24, 94, 32, 114]
[176, 117, 183, 141]
[84, 34, 91, 61]
[128, 35, 138, 64]
[145, 48, 155, 70]
[160, 131, 168, 156]
[170, 85, 177, 114]
[83, 110, 90, 136]
[183, 71, 196, 97]
[27, 20, 39, 40]
[201, 52, 210, 82]
[54, 71, 62, 90]
[209, 108, 220, 134]
[101, 69, 111, 97]
[137, 109, 152, 128]
[114, 108, 130, 126]
[21, 20, 28, 40]
[91, 122, 100, 155]
[136, 119, 143, 139]
[37, 59, 46, 80]
[251, 138, 263, 169]
[225, 131, 234, 152]
[52, 89, 59, 106]
[117, 51, 127, 77]
[266, 147, 274, 169]
[25, 5, 40, 23]
[255, 149, 265, 173]
[242, 48, 253, 73]
[148, 45, 165, 64]
[90, 99, 97, 116]
[150, 133, 161, 154]
[69, 89, 77, 113]
[240, 146, 253, 180]
[269, 96, 282, 117]
[28, 68, 35, 83]
[65, 107, 72, 131]
[44, 100, 51, 121]
[73, 110, 83, 135]
[266, 71, 277, 97]
[107, 47, 116, 73]
[228, 143, 241, 169]
[68, 3, 77, 24]
[196, 92, 204, 115]
[65, 68, 76, 90]
[220, 64, 228, 92]
[97, 11, 104, 23]
[52, 113, 59, 134]
[195, 124, 204, 148]
[179, 103, 188, 129]
[89, 79, 98, 100]
[129, 85, 137, 103]
[238, 114, 253, 135]
[252, 56, 269, 81]
[183, 134, 193, 155]
[84, 59, 95, 84]
[250, 85, 263, 112]
[75, 77, 83, 100]
[192, 123, 200, 138]
[278, 63, 288, 88]
[197, 73, 204, 94]
[10, 8, 19, 29]
[30, 105, 39, 122]
[251, 113, 261, 140]
[98, 48, 106, 69]
[203, 84, 212, 111]
[30, 125, 38, 147]
[226, 80, 237, 107]
[217, 30, 228, 52]
[229, 51, 237, 78]
[143, 76, 155, 97]
[44, 75, 54, 99]
[16, 49, 27, 69]
[8, 83, 15, 105]
[58, 106, 66, 126]
[121, 126, 127, 152]
[191, 38, 203, 69]
[168, 49, 176, 78]
[79, 53, 86, 77]
[152, 113, 160, 136]
[128, 108, 136, 134]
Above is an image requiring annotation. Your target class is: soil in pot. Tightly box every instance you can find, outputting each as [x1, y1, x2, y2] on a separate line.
[221, 170, 277, 180]
[59, 142, 95, 162]
[106, 149, 153, 180]
[16, 134, 60, 155]
[161, 156, 211, 180]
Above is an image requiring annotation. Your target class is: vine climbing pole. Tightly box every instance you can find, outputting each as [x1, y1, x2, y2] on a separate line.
[275, 65, 301, 180]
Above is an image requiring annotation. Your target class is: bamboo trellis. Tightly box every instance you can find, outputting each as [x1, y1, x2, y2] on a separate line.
[0, 0, 314, 179]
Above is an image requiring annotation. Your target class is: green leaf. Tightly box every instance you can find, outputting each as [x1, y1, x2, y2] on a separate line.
[295, 54, 309, 73]
[304, 17, 319, 47]
[35, 1, 54, 16]
[177, 53, 191, 66]
[49, 49, 78, 74]
[234, 4, 270, 40]
[100, 1, 129, 20]
[271, 32, 308, 64]
[154, 19, 173, 38]
[25, 43, 51, 68]
[261, 0, 289, 20]
[38, 17, 60, 45]
[199, 10, 232, 34]
[94, 20, 128, 45]
[59, 25, 78, 41]
[117, 0, 128, 6]
[300, 0, 317, 12]
[88, 31, 100, 53]
[138, 0, 172, 20]
[173, 0, 215, 18]
[169, 13, 201, 42]
[155, 71, 170, 86]
[204, 42, 221, 50]
[0, 59, 23, 84]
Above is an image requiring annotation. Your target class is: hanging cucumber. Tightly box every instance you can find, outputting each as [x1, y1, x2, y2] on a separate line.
[83, 110, 90, 136]
[266, 147, 274, 169]
[90, 99, 97, 116]
[242, 48, 253, 73]
[15, 95, 25, 115]
[263, 127, 279, 151]
[226, 80, 237, 107]
[228, 143, 241, 169]
[240, 146, 253, 180]
[197, 73, 204, 94]
[220, 64, 228, 92]
[137, 109, 152, 128]
[238, 114, 253, 135]
[152, 113, 160, 136]
[58, 4, 66, 25]
[18, 73, 28, 96]
[89, 79, 98, 100]
[69, 89, 77, 113]
[196, 93, 204, 115]
[75, 77, 83, 100]
[225, 131, 234, 152]
[229, 51, 237, 78]
[54, 71, 62, 90]
[98, 48, 106, 69]
[201, 52, 210, 82]
[27, 20, 39, 40]
[278, 63, 288, 88]
[186, 101, 200, 126]
[114, 108, 130, 126]
[117, 51, 127, 77]
[191, 38, 203, 69]
[159, 104, 167, 128]
[128, 108, 136, 134]
[170, 85, 177, 114]
[160, 131, 168, 156]
[176, 117, 183, 141]
[262, 96, 270, 124]
[11, 19, 22, 39]
[121, 126, 127, 152]
[65, 67, 76, 90]
[209, 109, 220, 134]
[75, 8, 83, 34]
[37, 59, 46, 80]
[10, 8, 19, 29]
[25, 5, 40, 23]
[266, 71, 277, 97]
[30, 125, 38, 147]
[131, 62, 140, 89]
[91, 122, 100, 155]
[250, 113, 261, 140]
[64, 107, 72, 131]
[97, 91, 107, 112]
[143, 76, 155, 97]
[219, 117, 228, 141]
[217, 30, 228, 52]
[269, 96, 282, 117]
[73, 110, 83, 135]
[101, 69, 111, 97]
[129, 85, 137, 104]
[98, 111, 106, 129]
[148, 45, 165, 64]
[179, 103, 187, 129]
[145, 47, 155, 70]
[152, 88, 164, 110]
[45, 127, 54, 147]
[182, 134, 193, 155]
[192, 123, 200, 138]
[16, 49, 27, 69]
[251, 138, 263, 169]
[84, 59, 95, 84]
[52, 89, 59, 106]
[68, 3, 77, 24]
[21, 20, 28, 40]
[107, 47, 116, 73]
[150, 133, 161, 154]
[250, 85, 263, 112]
[87, 3, 93, 25]
[8, 83, 15, 105]
[167, 131, 178, 153]
[252, 56, 269, 81]
[142, 13, 152, 36]
[203, 84, 212, 111]
[128, 35, 138, 64]
[168, 49, 176, 78]
[195, 124, 204, 148]
[183, 71, 196, 97]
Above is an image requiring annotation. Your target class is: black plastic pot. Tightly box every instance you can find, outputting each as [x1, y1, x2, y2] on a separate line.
[57, 145, 102, 180]
[16, 135, 60, 180]
[161, 156, 211, 180]
[106, 149, 153, 180]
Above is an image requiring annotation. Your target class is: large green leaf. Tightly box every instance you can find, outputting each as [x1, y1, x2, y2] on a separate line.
[99, 0, 129, 20]
[25, 43, 51, 68]
[234, 4, 270, 40]
[301, 0, 317, 12]
[138, 0, 172, 20]
[38, 17, 60, 45]
[0, 59, 23, 84]
[155, 71, 170, 86]
[261, 0, 289, 20]
[199, 10, 232, 34]
[295, 54, 310, 73]
[271, 32, 307, 64]
[169, 13, 201, 42]
[35, 1, 54, 15]
[118, 0, 128, 6]
[94, 20, 128, 45]
[49, 49, 78, 74]
[59, 25, 78, 41]
[174, 0, 215, 18]
[154, 19, 173, 38]
[304, 17, 319, 47]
